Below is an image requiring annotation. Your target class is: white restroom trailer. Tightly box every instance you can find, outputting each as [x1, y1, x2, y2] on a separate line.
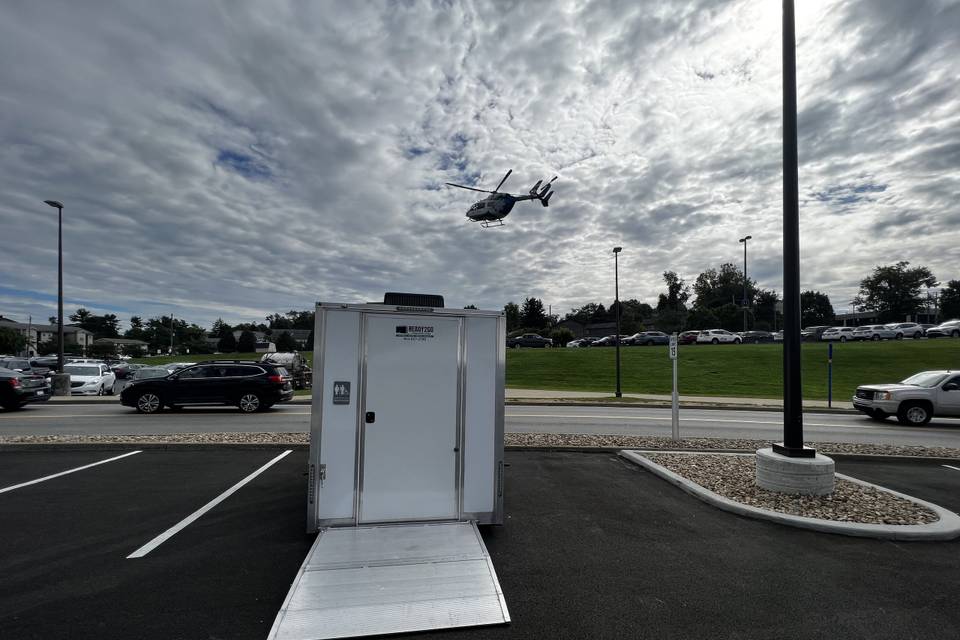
[307, 299, 505, 529]
[269, 297, 510, 639]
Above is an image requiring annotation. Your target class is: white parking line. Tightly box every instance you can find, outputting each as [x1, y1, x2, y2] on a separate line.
[943, 465, 960, 472]
[127, 449, 293, 559]
[0, 450, 142, 494]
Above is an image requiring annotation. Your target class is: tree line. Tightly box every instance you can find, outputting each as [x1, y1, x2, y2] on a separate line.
[500, 261, 959, 342]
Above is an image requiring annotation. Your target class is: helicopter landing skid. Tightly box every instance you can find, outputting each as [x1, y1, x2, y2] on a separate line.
[479, 219, 505, 228]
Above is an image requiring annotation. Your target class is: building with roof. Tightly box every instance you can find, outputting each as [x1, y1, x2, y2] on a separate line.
[0, 316, 94, 356]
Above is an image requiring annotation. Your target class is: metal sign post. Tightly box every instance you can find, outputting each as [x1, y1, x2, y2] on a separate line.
[827, 342, 833, 408]
[670, 333, 679, 441]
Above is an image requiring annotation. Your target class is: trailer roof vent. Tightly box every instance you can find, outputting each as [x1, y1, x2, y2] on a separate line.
[383, 292, 445, 308]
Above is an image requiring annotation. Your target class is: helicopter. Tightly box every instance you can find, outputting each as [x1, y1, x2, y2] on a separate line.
[446, 169, 556, 227]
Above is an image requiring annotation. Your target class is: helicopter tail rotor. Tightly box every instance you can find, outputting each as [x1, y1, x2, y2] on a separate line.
[534, 176, 557, 206]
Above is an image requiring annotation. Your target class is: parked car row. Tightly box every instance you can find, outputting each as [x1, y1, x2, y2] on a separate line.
[804, 320, 959, 342]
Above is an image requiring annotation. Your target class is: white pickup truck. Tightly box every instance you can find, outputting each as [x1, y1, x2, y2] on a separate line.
[852, 370, 960, 425]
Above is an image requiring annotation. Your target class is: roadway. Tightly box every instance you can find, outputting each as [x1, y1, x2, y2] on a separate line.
[2, 403, 959, 448]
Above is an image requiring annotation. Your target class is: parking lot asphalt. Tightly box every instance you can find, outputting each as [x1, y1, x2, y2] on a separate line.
[0, 449, 958, 640]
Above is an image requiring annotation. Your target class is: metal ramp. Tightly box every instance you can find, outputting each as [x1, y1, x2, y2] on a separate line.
[268, 522, 510, 640]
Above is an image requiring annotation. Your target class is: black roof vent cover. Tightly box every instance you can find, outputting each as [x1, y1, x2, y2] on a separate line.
[383, 292, 445, 308]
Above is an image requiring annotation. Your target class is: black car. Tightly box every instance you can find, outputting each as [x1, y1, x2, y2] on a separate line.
[800, 326, 831, 341]
[120, 360, 294, 414]
[738, 331, 775, 344]
[506, 333, 553, 348]
[0, 366, 52, 410]
[627, 331, 670, 346]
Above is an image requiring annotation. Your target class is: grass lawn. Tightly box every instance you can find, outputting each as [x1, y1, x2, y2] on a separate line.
[506, 340, 960, 401]
[129, 341, 960, 402]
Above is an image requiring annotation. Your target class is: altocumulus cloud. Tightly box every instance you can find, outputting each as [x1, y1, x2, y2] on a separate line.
[0, 0, 957, 327]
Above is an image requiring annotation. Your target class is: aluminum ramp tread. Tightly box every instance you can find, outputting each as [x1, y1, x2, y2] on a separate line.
[268, 522, 509, 640]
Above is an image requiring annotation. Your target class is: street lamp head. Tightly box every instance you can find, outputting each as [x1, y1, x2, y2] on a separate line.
[612, 246, 622, 254]
[44, 200, 64, 209]
[739, 235, 752, 243]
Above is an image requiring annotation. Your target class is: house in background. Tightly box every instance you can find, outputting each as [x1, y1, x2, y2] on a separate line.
[0, 316, 94, 356]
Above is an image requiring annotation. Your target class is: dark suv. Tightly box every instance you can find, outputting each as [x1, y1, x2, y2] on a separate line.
[120, 360, 294, 414]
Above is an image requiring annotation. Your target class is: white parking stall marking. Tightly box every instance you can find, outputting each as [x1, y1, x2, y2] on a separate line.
[0, 450, 142, 495]
[127, 449, 293, 559]
[943, 465, 960, 472]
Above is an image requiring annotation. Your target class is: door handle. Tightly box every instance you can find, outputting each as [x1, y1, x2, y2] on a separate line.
[365, 411, 375, 424]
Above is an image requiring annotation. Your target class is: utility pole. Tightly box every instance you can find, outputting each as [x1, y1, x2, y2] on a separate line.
[170, 313, 175, 355]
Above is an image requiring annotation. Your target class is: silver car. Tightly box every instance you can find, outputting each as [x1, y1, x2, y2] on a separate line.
[820, 327, 856, 342]
[884, 322, 924, 339]
[851, 325, 897, 341]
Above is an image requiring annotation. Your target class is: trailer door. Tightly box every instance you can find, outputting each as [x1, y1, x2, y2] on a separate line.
[360, 314, 460, 523]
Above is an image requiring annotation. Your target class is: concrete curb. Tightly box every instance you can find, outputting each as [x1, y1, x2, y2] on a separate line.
[42, 396, 857, 413]
[619, 449, 960, 541]
[503, 400, 855, 413]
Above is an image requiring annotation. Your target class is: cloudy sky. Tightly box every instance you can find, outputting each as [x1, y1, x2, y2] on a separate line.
[1, 0, 957, 329]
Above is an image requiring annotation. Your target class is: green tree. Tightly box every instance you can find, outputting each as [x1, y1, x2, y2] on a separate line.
[276, 331, 297, 351]
[125, 316, 147, 341]
[306, 329, 314, 349]
[550, 327, 575, 346]
[616, 299, 654, 334]
[754, 290, 781, 331]
[463, 304, 478, 310]
[656, 271, 690, 312]
[686, 307, 719, 330]
[217, 331, 237, 353]
[714, 303, 741, 332]
[211, 318, 232, 337]
[564, 303, 607, 324]
[692, 263, 756, 310]
[68, 308, 119, 338]
[938, 281, 960, 320]
[520, 297, 548, 330]
[855, 261, 937, 323]
[89, 343, 116, 358]
[504, 302, 521, 332]
[266, 313, 293, 330]
[0, 327, 26, 354]
[800, 291, 835, 327]
[238, 330, 257, 352]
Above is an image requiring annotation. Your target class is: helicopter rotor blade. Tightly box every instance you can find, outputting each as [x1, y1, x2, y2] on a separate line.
[493, 169, 512, 193]
[445, 182, 496, 194]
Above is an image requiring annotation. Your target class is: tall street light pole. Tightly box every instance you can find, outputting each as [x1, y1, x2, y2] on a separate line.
[613, 246, 622, 398]
[739, 235, 752, 332]
[43, 200, 65, 374]
[775, 0, 812, 458]
[43, 199, 70, 397]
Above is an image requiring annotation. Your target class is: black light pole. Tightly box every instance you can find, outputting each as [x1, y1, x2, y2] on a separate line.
[43, 200, 65, 375]
[739, 235, 752, 332]
[613, 246, 622, 398]
[775, 0, 813, 458]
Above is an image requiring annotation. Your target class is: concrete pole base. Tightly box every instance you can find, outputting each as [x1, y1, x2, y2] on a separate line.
[51, 373, 71, 396]
[756, 447, 835, 496]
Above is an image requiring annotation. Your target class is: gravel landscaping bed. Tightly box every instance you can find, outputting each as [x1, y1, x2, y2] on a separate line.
[1, 432, 959, 460]
[504, 432, 960, 459]
[642, 452, 939, 525]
